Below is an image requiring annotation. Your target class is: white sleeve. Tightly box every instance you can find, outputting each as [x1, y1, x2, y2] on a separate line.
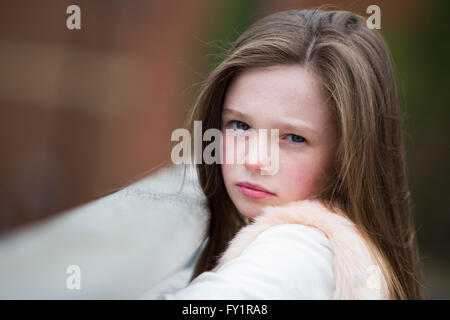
[161, 224, 335, 300]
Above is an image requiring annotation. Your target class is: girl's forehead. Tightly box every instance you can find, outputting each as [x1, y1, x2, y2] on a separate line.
[223, 65, 331, 129]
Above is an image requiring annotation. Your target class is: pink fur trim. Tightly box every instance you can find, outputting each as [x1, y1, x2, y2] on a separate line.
[212, 199, 390, 299]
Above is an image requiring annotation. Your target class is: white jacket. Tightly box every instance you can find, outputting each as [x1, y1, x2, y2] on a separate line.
[160, 224, 334, 299]
[145, 199, 390, 300]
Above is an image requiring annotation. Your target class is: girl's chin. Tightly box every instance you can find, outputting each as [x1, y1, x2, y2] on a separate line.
[237, 205, 265, 219]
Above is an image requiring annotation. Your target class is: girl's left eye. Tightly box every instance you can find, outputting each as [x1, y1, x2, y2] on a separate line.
[285, 134, 306, 144]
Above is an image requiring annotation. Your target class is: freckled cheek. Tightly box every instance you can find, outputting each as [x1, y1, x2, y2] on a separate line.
[221, 130, 234, 164]
[221, 162, 232, 183]
[277, 156, 323, 200]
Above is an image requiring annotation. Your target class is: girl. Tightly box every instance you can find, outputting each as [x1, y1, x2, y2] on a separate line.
[164, 8, 424, 299]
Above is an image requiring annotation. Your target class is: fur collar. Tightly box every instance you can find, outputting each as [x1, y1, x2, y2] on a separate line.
[212, 199, 390, 299]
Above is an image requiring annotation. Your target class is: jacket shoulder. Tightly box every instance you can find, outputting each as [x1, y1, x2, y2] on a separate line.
[168, 223, 335, 299]
[214, 199, 390, 299]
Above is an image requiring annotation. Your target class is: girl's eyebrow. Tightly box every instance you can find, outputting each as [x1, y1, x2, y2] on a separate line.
[223, 107, 318, 136]
[223, 108, 251, 121]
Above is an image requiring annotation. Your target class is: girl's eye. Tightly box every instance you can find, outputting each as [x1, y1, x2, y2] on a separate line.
[227, 121, 306, 145]
[285, 134, 306, 144]
[231, 120, 250, 131]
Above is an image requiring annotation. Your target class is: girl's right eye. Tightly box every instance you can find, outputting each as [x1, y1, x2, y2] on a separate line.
[230, 120, 250, 131]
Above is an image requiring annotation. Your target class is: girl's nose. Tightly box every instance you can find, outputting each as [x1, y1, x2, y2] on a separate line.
[244, 134, 271, 173]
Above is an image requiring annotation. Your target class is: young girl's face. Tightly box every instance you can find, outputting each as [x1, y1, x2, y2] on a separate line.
[221, 64, 338, 218]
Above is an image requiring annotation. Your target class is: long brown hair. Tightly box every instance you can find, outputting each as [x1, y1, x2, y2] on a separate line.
[181, 8, 424, 299]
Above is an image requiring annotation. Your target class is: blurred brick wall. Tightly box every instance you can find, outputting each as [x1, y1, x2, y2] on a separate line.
[0, 0, 216, 233]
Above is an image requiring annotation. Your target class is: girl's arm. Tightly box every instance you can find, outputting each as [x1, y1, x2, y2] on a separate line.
[160, 224, 334, 299]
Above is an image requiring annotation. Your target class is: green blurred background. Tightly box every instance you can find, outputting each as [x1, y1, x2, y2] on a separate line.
[0, 0, 448, 298]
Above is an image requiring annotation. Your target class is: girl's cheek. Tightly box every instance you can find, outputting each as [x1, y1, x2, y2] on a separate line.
[221, 163, 230, 178]
[279, 155, 321, 200]
[221, 130, 235, 165]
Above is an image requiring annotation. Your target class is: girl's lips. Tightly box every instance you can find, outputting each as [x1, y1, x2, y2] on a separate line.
[236, 183, 275, 199]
